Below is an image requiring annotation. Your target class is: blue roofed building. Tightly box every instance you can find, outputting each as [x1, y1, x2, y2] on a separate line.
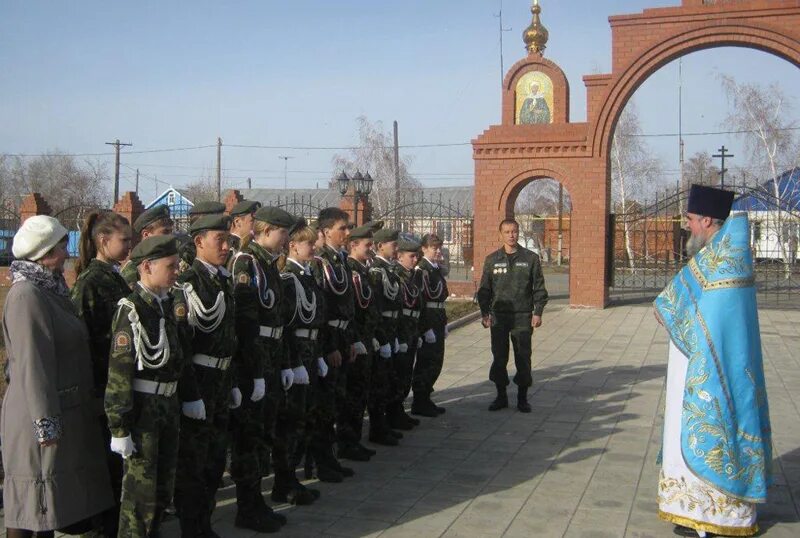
[145, 186, 194, 231]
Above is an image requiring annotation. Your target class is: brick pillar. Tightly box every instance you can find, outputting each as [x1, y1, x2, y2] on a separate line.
[19, 193, 52, 223]
[223, 189, 243, 214]
[113, 192, 146, 241]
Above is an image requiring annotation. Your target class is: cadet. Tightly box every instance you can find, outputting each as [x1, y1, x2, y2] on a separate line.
[227, 199, 260, 256]
[310, 207, 355, 482]
[368, 228, 403, 445]
[177, 201, 226, 273]
[105, 236, 188, 537]
[71, 210, 133, 538]
[390, 239, 423, 431]
[476, 218, 548, 413]
[172, 215, 239, 538]
[412, 233, 449, 417]
[121, 205, 174, 287]
[338, 224, 381, 461]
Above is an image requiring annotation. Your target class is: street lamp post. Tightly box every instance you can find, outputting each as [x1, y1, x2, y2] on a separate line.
[336, 170, 374, 225]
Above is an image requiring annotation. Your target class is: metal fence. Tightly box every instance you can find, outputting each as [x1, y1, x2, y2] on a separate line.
[0, 202, 19, 266]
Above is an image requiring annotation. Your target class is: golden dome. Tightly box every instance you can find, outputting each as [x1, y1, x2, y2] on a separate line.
[523, 0, 549, 56]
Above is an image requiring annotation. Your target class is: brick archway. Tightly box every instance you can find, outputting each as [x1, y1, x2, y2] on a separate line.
[473, 0, 800, 308]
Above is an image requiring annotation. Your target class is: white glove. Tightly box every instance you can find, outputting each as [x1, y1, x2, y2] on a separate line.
[444, 326, 449, 339]
[110, 435, 136, 459]
[281, 369, 294, 390]
[251, 378, 266, 402]
[292, 365, 310, 385]
[317, 357, 329, 378]
[353, 341, 368, 355]
[424, 329, 437, 344]
[399, 342, 408, 353]
[417, 337, 423, 348]
[229, 387, 242, 409]
[372, 338, 381, 351]
[379, 343, 392, 359]
[182, 399, 207, 420]
[393, 338, 400, 353]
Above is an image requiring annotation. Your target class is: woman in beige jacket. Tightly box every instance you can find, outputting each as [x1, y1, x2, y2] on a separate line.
[2, 216, 112, 537]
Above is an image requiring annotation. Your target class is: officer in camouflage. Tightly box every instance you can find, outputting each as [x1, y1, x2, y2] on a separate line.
[105, 236, 192, 537]
[477, 218, 548, 413]
[172, 214, 241, 538]
[121, 205, 174, 287]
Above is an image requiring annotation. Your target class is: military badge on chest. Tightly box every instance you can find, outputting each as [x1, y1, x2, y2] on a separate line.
[493, 262, 508, 275]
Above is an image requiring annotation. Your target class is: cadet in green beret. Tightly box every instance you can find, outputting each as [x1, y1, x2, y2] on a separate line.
[172, 214, 239, 537]
[121, 205, 174, 286]
[189, 200, 226, 219]
[368, 228, 404, 445]
[179, 202, 226, 273]
[389, 239, 423, 430]
[338, 225, 381, 462]
[105, 235, 194, 537]
[227, 200, 261, 256]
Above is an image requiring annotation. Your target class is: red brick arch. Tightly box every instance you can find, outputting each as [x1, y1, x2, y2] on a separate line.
[473, 0, 800, 308]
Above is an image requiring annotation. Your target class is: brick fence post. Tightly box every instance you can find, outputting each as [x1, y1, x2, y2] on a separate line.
[19, 193, 52, 224]
[224, 190, 243, 214]
[113, 192, 146, 244]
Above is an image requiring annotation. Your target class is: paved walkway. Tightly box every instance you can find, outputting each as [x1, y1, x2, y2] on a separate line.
[5, 301, 798, 537]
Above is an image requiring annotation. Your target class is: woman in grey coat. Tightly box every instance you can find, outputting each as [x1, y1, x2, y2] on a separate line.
[2, 215, 112, 537]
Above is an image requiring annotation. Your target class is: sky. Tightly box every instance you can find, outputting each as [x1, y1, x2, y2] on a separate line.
[2, 0, 799, 203]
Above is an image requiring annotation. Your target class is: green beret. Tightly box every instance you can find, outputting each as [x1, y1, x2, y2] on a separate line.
[289, 217, 307, 236]
[134, 205, 170, 233]
[254, 206, 295, 228]
[129, 235, 178, 265]
[365, 220, 384, 232]
[397, 238, 420, 252]
[373, 228, 399, 243]
[189, 201, 226, 216]
[190, 214, 230, 235]
[230, 200, 261, 216]
[349, 225, 373, 240]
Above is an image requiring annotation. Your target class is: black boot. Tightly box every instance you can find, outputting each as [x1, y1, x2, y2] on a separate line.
[387, 402, 414, 431]
[517, 387, 532, 413]
[271, 470, 317, 506]
[369, 429, 399, 446]
[234, 482, 282, 533]
[357, 442, 377, 456]
[338, 442, 372, 462]
[411, 394, 439, 417]
[488, 386, 509, 411]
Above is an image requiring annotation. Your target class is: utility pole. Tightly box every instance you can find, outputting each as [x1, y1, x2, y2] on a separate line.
[278, 155, 293, 190]
[105, 139, 132, 203]
[678, 58, 685, 212]
[135, 168, 139, 195]
[495, 0, 512, 86]
[247, 177, 252, 190]
[393, 121, 400, 228]
[216, 137, 222, 202]
[713, 146, 734, 188]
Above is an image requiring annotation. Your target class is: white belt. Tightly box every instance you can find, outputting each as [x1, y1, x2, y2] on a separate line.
[192, 354, 232, 371]
[133, 379, 177, 397]
[402, 308, 420, 318]
[328, 319, 349, 330]
[381, 311, 399, 319]
[426, 302, 445, 309]
[295, 328, 319, 340]
[259, 326, 283, 339]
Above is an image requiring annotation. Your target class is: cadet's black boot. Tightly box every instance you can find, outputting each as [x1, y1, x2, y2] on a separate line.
[338, 442, 371, 462]
[251, 478, 287, 524]
[271, 470, 317, 506]
[431, 398, 446, 415]
[488, 386, 509, 411]
[411, 394, 439, 417]
[401, 407, 421, 426]
[235, 482, 282, 533]
[517, 387, 532, 413]
[369, 428, 400, 446]
[387, 403, 414, 431]
[357, 442, 377, 456]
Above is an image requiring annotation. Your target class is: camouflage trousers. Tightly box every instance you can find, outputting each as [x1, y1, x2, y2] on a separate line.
[229, 377, 266, 485]
[175, 365, 232, 527]
[310, 330, 348, 456]
[391, 339, 418, 405]
[275, 343, 315, 470]
[337, 351, 372, 447]
[412, 323, 446, 398]
[368, 352, 394, 435]
[118, 392, 180, 538]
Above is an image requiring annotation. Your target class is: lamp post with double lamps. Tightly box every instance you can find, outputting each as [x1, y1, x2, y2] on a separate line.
[336, 170, 373, 226]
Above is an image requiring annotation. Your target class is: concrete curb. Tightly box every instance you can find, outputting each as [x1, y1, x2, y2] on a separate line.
[446, 309, 482, 332]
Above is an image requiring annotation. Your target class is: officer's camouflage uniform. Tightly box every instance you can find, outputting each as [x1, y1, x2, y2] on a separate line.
[412, 257, 449, 407]
[339, 256, 380, 451]
[392, 262, 422, 418]
[120, 259, 140, 288]
[311, 245, 354, 475]
[476, 245, 548, 389]
[71, 259, 131, 538]
[280, 258, 326, 485]
[176, 234, 195, 275]
[105, 284, 192, 538]
[172, 258, 237, 536]
[369, 255, 402, 439]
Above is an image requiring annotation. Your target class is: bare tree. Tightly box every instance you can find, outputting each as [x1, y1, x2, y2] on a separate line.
[684, 151, 721, 187]
[514, 178, 572, 216]
[611, 104, 666, 268]
[720, 74, 799, 275]
[182, 170, 223, 204]
[332, 116, 421, 218]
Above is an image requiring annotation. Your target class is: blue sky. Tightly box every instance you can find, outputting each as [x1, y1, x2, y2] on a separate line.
[2, 0, 799, 202]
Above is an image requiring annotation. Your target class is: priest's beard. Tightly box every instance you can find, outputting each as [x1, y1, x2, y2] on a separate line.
[686, 233, 708, 258]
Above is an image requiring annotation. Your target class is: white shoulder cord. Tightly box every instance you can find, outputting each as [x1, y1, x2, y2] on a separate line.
[117, 298, 170, 371]
[233, 252, 275, 309]
[281, 272, 317, 325]
[416, 266, 444, 300]
[322, 258, 349, 296]
[372, 267, 399, 300]
[183, 282, 226, 333]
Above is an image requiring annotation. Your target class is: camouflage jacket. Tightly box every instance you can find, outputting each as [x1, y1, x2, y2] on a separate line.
[369, 256, 402, 347]
[312, 244, 355, 355]
[347, 257, 380, 349]
[281, 259, 326, 363]
[71, 259, 131, 396]
[120, 259, 139, 288]
[415, 257, 450, 331]
[394, 264, 422, 346]
[105, 284, 192, 438]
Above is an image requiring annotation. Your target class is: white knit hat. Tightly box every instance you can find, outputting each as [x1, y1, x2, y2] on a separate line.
[12, 215, 69, 261]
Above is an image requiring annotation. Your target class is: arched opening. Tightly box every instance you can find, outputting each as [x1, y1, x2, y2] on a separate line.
[510, 177, 572, 301]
